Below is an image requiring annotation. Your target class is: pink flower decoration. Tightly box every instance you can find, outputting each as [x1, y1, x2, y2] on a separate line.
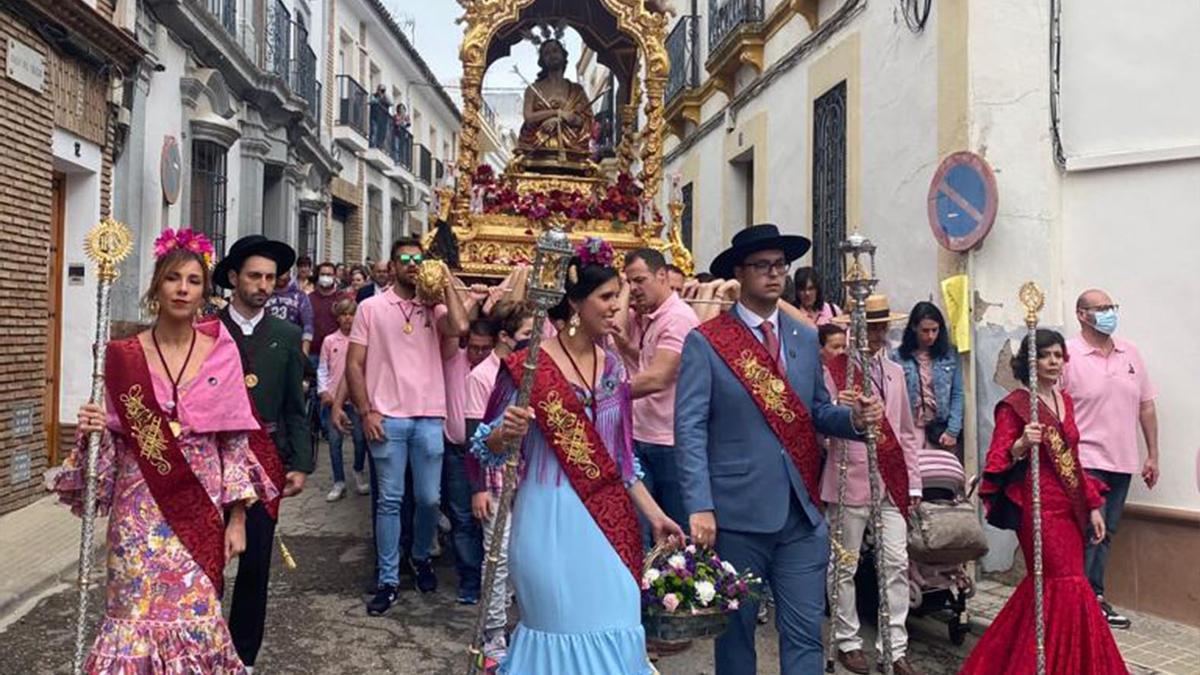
[576, 236, 614, 267]
[662, 593, 680, 613]
[153, 227, 215, 268]
[728, 599, 739, 611]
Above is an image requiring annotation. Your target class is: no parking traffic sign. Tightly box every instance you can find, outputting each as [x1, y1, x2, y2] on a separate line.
[927, 152, 998, 252]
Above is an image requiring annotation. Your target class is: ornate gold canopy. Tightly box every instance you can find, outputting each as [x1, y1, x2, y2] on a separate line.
[444, 0, 693, 276]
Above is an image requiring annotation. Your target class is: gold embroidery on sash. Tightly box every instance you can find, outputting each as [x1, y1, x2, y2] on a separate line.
[537, 390, 601, 480]
[1045, 425, 1078, 488]
[736, 351, 797, 423]
[119, 384, 172, 474]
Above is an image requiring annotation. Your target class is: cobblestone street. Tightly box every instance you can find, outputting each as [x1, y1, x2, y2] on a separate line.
[2, 457, 1195, 674]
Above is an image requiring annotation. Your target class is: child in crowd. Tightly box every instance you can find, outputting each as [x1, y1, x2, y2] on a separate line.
[319, 298, 369, 500]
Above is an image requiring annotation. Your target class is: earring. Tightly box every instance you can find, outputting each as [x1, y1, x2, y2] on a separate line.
[147, 299, 160, 316]
[567, 313, 580, 337]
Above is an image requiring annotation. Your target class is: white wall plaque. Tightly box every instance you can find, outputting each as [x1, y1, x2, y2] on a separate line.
[6, 38, 45, 93]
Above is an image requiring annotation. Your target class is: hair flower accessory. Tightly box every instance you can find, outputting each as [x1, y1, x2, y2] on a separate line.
[576, 236, 614, 268]
[154, 227, 215, 268]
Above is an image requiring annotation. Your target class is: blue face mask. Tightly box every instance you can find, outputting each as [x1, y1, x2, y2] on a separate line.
[1091, 309, 1118, 335]
[513, 338, 532, 352]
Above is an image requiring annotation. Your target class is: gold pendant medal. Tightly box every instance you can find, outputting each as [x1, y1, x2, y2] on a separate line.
[245, 373, 259, 388]
[168, 420, 182, 438]
[403, 323, 414, 334]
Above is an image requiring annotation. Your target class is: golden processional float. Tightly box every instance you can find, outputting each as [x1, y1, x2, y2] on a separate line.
[422, 0, 694, 277]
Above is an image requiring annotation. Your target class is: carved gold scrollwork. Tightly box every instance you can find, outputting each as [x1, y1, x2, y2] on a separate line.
[537, 390, 601, 480]
[119, 385, 172, 475]
[736, 351, 796, 423]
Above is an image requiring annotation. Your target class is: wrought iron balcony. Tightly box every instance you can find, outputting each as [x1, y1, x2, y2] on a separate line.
[205, 0, 236, 36]
[666, 15, 700, 105]
[435, 159, 445, 182]
[265, 0, 291, 80]
[418, 144, 433, 184]
[708, 0, 763, 57]
[291, 43, 319, 123]
[337, 74, 368, 138]
[391, 124, 414, 171]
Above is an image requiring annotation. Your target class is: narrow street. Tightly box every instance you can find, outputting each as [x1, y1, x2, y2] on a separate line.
[3, 455, 1193, 674]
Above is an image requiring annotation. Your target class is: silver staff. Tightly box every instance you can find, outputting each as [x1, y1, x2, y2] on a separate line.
[1019, 281, 1047, 675]
[839, 234, 895, 675]
[73, 218, 134, 674]
[825, 382, 856, 670]
[466, 226, 574, 675]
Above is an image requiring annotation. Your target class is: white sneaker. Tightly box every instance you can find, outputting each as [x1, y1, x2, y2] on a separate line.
[353, 471, 370, 495]
[325, 482, 346, 502]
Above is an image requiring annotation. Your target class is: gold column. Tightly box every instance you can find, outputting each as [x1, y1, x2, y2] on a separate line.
[453, 61, 485, 229]
[639, 56, 667, 206]
[616, 78, 640, 175]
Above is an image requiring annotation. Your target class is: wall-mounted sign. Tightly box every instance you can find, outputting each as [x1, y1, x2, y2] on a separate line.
[68, 264, 86, 286]
[5, 38, 45, 93]
[10, 451, 30, 484]
[11, 404, 33, 437]
[161, 135, 182, 204]
[927, 151, 998, 252]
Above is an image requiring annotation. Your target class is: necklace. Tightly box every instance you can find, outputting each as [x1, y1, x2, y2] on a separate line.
[1037, 384, 1061, 421]
[151, 325, 198, 438]
[557, 333, 598, 411]
[399, 300, 417, 334]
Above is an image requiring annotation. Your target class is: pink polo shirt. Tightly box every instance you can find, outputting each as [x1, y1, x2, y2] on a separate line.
[348, 287, 449, 419]
[466, 351, 502, 421]
[627, 292, 700, 446]
[443, 346, 470, 445]
[1061, 335, 1155, 474]
[317, 330, 351, 395]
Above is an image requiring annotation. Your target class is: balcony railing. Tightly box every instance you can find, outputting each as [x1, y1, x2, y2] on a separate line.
[391, 124, 414, 170]
[481, 97, 498, 130]
[708, 0, 763, 56]
[418, 144, 433, 184]
[291, 43, 319, 122]
[206, 0, 236, 36]
[666, 15, 701, 104]
[265, 0, 291, 80]
[594, 80, 620, 158]
[337, 74, 368, 137]
[435, 159, 445, 182]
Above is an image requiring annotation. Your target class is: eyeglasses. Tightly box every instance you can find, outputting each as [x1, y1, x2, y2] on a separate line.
[738, 259, 790, 276]
[395, 254, 424, 265]
[1084, 304, 1119, 313]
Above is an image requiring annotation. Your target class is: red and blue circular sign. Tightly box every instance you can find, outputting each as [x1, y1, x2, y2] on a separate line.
[927, 152, 998, 252]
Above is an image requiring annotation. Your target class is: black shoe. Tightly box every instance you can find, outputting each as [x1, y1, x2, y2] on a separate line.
[415, 558, 438, 593]
[1099, 598, 1132, 629]
[367, 584, 398, 616]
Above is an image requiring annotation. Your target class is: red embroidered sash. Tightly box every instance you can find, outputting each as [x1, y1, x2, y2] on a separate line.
[503, 350, 642, 582]
[826, 353, 912, 519]
[697, 312, 825, 509]
[1002, 390, 1090, 533]
[201, 316, 286, 519]
[105, 338, 228, 595]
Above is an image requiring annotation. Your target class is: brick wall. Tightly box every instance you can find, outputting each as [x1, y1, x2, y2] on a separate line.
[0, 10, 114, 516]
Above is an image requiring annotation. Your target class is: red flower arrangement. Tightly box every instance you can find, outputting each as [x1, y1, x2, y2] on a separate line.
[473, 166, 661, 224]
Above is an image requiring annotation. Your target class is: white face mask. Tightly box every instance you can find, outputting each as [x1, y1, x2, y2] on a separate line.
[317, 275, 335, 288]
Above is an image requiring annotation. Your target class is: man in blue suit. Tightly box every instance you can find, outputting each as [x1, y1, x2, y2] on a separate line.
[675, 224, 883, 675]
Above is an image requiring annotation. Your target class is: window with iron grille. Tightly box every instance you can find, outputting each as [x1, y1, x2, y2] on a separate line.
[812, 82, 847, 306]
[298, 211, 318, 262]
[190, 140, 228, 259]
[681, 182, 694, 250]
[367, 188, 383, 263]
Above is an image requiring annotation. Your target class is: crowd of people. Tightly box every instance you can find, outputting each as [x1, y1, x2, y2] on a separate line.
[56, 222, 1158, 675]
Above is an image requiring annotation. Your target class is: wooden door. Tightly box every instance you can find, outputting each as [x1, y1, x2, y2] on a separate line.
[46, 173, 65, 465]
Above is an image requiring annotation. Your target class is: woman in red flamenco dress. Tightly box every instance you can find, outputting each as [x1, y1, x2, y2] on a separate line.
[960, 329, 1127, 675]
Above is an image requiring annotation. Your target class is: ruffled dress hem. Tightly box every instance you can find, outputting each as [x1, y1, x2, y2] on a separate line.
[499, 623, 653, 675]
[84, 615, 247, 674]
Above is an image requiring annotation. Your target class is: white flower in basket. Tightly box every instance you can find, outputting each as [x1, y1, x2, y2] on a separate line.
[695, 580, 716, 607]
[667, 553, 687, 571]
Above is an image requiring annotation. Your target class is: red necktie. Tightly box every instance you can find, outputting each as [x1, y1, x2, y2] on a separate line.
[760, 320, 782, 370]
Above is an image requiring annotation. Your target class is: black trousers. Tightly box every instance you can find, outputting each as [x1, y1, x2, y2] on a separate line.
[229, 502, 276, 666]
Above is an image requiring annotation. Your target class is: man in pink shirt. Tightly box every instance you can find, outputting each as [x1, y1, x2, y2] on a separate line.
[1061, 288, 1159, 629]
[822, 295, 923, 675]
[613, 248, 700, 548]
[341, 237, 469, 616]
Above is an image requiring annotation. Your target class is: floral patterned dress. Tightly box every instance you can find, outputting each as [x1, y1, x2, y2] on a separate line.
[54, 322, 276, 674]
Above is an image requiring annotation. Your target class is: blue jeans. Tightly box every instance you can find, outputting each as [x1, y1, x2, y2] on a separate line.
[1084, 469, 1132, 597]
[321, 404, 366, 483]
[371, 416, 445, 587]
[634, 441, 686, 549]
[443, 442, 482, 595]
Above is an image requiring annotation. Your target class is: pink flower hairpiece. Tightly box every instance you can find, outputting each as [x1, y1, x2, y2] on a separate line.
[576, 236, 614, 268]
[154, 227, 215, 269]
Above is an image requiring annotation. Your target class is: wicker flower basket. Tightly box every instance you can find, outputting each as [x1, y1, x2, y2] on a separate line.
[640, 541, 739, 643]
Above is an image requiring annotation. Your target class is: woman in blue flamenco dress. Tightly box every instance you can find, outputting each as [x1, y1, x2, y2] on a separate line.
[472, 240, 684, 675]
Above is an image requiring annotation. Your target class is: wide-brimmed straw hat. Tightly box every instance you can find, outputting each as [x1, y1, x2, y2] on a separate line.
[832, 294, 908, 325]
[710, 223, 811, 280]
[213, 235, 296, 290]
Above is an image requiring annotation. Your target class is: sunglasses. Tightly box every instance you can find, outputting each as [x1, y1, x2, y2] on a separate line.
[396, 254, 424, 265]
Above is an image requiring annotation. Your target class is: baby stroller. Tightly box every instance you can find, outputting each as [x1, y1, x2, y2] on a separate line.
[906, 448, 984, 645]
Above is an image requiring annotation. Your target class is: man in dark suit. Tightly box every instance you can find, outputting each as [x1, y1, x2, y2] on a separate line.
[356, 259, 393, 304]
[675, 224, 882, 675]
[214, 235, 313, 671]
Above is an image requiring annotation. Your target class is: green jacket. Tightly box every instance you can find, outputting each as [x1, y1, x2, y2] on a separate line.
[220, 308, 314, 473]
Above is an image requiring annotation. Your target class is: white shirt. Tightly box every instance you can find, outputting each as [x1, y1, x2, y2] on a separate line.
[735, 302, 786, 368]
[229, 304, 265, 337]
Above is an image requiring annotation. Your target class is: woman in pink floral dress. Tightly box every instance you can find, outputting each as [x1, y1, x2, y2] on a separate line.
[56, 230, 276, 674]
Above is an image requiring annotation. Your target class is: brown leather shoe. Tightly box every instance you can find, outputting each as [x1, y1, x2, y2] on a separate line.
[837, 649, 870, 674]
[885, 655, 921, 675]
